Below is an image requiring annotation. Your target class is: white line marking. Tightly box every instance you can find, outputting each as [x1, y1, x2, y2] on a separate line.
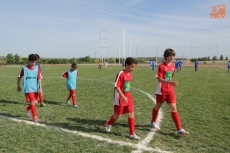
[131, 88, 165, 153]
[0, 115, 168, 153]
[0, 78, 169, 153]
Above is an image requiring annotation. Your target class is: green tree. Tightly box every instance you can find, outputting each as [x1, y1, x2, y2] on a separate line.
[6, 53, 14, 65]
[220, 55, 224, 60]
[225, 56, 228, 60]
[14, 54, 20, 64]
[212, 56, 217, 61]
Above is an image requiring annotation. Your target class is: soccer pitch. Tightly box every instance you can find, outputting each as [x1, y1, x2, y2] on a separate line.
[0, 65, 229, 153]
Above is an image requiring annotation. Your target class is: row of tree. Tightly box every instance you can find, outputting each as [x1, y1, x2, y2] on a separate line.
[0, 53, 228, 65]
[190, 55, 228, 62]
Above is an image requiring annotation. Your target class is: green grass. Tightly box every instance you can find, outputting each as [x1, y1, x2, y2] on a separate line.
[0, 65, 230, 153]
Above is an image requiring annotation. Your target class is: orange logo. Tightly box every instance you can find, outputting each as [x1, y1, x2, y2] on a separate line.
[210, 5, 226, 18]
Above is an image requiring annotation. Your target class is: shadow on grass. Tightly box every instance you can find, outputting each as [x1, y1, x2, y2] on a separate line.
[0, 112, 21, 118]
[43, 100, 64, 106]
[0, 99, 22, 105]
[42, 117, 126, 136]
[158, 130, 182, 139]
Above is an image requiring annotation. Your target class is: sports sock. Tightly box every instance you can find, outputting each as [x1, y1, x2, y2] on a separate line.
[107, 116, 116, 125]
[128, 118, 135, 135]
[67, 90, 72, 100]
[26, 105, 31, 111]
[151, 108, 159, 123]
[171, 112, 182, 131]
[31, 104, 37, 119]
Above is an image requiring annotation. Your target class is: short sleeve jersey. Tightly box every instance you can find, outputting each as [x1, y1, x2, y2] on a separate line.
[155, 62, 175, 95]
[114, 70, 133, 106]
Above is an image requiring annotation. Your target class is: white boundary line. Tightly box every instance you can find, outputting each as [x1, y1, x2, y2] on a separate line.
[131, 88, 165, 153]
[0, 115, 169, 153]
[0, 78, 171, 153]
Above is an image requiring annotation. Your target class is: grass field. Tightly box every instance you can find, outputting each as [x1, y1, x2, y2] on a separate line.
[0, 64, 229, 153]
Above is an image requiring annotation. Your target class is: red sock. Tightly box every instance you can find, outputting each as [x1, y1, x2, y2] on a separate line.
[31, 105, 37, 119]
[26, 105, 31, 111]
[71, 90, 77, 105]
[67, 90, 72, 100]
[39, 92, 43, 104]
[171, 112, 182, 130]
[128, 118, 135, 135]
[107, 115, 116, 125]
[151, 108, 159, 123]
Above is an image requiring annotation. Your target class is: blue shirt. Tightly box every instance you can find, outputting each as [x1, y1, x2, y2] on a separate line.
[228, 63, 230, 68]
[22, 66, 39, 93]
[195, 61, 199, 66]
[66, 70, 77, 90]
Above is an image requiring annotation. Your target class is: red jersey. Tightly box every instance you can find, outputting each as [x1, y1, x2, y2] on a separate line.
[18, 65, 42, 79]
[155, 62, 175, 95]
[114, 70, 133, 106]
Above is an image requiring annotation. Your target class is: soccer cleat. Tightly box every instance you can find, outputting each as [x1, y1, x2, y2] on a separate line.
[33, 116, 40, 123]
[129, 133, 140, 140]
[25, 108, 30, 117]
[178, 129, 189, 135]
[73, 105, 79, 108]
[66, 100, 71, 105]
[151, 122, 160, 131]
[105, 120, 112, 132]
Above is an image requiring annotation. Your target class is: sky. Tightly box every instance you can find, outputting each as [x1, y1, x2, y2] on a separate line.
[0, 0, 229, 59]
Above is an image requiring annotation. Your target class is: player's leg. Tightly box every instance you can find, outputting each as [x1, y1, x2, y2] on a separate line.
[66, 90, 72, 104]
[127, 104, 140, 140]
[151, 95, 163, 130]
[105, 105, 123, 132]
[25, 94, 31, 117]
[71, 90, 78, 108]
[167, 94, 189, 135]
[28, 93, 39, 122]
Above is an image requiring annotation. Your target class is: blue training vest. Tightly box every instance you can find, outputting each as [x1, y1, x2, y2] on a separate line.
[66, 70, 77, 90]
[22, 66, 39, 93]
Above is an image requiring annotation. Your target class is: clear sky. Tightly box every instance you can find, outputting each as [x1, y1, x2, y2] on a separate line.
[0, 0, 229, 59]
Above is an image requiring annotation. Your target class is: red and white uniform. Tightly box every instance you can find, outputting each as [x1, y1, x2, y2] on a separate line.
[155, 62, 175, 95]
[114, 70, 133, 106]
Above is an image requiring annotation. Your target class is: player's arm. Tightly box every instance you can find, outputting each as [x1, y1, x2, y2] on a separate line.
[38, 68, 43, 93]
[17, 68, 24, 92]
[61, 71, 68, 78]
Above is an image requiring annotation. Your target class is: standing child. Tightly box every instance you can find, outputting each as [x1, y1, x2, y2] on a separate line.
[35, 54, 45, 107]
[194, 59, 199, 72]
[105, 57, 140, 140]
[62, 63, 79, 108]
[17, 54, 42, 122]
[150, 48, 189, 135]
[98, 60, 102, 69]
[227, 61, 230, 73]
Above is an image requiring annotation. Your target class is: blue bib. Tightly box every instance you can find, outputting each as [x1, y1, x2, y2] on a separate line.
[22, 66, 38, 93]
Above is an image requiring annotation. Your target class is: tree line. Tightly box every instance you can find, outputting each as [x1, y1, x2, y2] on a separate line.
[0, 53, 228, 65]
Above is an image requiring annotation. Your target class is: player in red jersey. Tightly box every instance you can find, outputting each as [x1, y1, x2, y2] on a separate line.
[151, 48, 189, 135]
[105, 57, 140, 140]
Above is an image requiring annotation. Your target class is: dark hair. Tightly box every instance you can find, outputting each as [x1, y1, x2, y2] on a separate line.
[35, 54, 40, 60]
[163, 48, 176, 60]
[125, 57, 137, 66]
[71, 63, 77, 68]
[28, 54, 37, 61]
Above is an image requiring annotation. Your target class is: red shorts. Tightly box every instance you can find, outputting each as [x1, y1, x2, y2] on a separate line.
[156, 94, 176, 103]
[114, 104, 134, 115]
[25, 93, 38, 102]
